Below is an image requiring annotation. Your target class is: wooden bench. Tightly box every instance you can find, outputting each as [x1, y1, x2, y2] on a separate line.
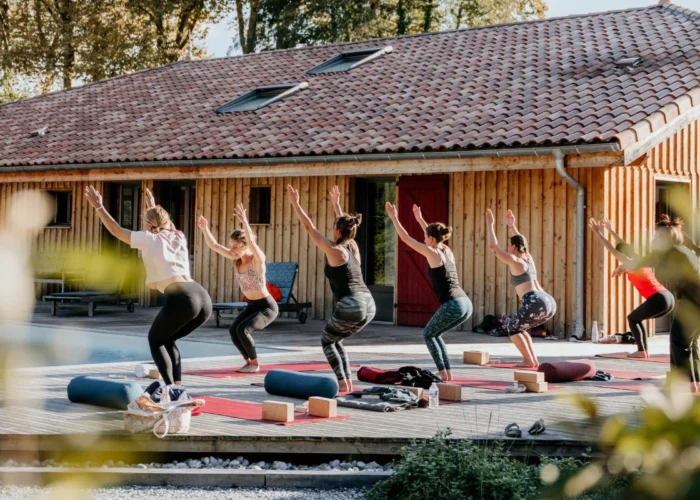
[212, 262, 312, 327]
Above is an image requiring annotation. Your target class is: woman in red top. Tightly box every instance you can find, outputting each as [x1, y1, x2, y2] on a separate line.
[589, 218, 675, 358]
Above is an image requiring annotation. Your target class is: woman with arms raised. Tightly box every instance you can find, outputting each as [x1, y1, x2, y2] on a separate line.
[588, 217, 674, 358]
[385, 202, 472, 381]
[287, 185, 375, 392]
[85, 186, 212, 399]
[198, 203, 278, 373]
[485, 209, 555, 368]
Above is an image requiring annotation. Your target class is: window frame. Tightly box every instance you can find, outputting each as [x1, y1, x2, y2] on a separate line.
[306, 46, 393, 75]
[215, 83, 308, 113]
[46, 189, 74, 228]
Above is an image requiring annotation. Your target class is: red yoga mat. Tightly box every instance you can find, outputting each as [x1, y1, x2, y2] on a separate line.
[196, 396, 349, 425]
[451, 376, 562, 391]
[607, 370, 665, 381]
[594, 382, 655, 392]
[595, 353, 670, 363]
[184, 362, 360, 379]
[487, 362, 537, 370]
[249, 381, 369, 396]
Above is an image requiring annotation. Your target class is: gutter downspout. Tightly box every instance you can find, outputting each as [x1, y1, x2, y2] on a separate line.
[553, 149, 585, 340]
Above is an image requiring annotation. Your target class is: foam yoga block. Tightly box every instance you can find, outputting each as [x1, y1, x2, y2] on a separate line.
[67, 376, 143, 410]
[264, 369, 339, 399]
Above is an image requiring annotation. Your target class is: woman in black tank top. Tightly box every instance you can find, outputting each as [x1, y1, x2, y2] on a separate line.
[386, 203, 472, 381]
[287, 185, 375, 393]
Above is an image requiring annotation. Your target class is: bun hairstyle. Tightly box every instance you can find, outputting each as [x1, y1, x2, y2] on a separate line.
[426, 223, 452, 243]
[656, 214, 684, 246]
[144, 206, 174, 233]
[335, 213, 362, 245]
[510, 234, 528, 254]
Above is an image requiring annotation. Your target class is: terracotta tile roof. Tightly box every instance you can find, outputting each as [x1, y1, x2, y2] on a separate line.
[1, 3, 699, 168]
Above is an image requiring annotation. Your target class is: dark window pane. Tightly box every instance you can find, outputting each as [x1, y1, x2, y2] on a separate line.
[249, 187, 271, 225]
[47, 190, 72, 227]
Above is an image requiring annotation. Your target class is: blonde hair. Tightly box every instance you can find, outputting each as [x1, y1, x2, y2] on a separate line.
[144, 206, 174, 233]
[656, 214, 684, 246]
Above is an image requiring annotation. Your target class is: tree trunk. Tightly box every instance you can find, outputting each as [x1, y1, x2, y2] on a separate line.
[59, 0, 75, 89]
[396, 0, 408, 35]
[235, 0, 247, 52]
[422, 0, 434, 32]
[244, 0, 259, 54]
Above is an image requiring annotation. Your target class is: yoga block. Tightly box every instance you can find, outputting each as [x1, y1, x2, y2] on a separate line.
[262, 401, 294, 422]
[437, 383, 462, 401]
[514, 371, 544, 384]
[148, 369, 161, 380]
[265, 369, 339, 399]
[67, 376, 143, 410]
[405, 387, 424, 398]
[308, 397, 337, 418]
[463, 351, 489, 365]
[523, 381, 548, 393]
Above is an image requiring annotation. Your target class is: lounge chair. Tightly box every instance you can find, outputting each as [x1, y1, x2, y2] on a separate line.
[44, 278, 135, 317]
[212, 262, 312, 327]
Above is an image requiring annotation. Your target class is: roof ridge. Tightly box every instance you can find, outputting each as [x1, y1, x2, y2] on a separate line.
[200, 4, 666, 64]
[0, 61, 186, 109]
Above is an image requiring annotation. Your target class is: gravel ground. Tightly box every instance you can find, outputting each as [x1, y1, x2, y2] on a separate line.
[0, 486, 367, 499]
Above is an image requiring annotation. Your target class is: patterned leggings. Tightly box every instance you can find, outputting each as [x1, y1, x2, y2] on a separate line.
[503, 291, 557, 336]
[423, 296, 473, 371]
[322, 292, 376, 380]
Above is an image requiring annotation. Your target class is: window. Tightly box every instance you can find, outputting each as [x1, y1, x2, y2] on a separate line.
[307, 46, 393, 75]
[249, 187, 272, 225]
[216, 83, 308, 113]
[47, 190, 73, 227]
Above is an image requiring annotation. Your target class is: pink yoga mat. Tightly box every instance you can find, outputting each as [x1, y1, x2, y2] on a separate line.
[184, 362, 360, 379]
[196, 396, 349, 425]
[451, 376, 562, 391]
[595, 353, 670, 363]
[250, 381, 369, 396]
[608, 370, 665, 381]
[487, 362, 537, 370]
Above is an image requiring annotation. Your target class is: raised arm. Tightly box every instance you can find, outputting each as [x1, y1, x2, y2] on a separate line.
[287, 185, 344, 260]
[329, 185, 343, 219]
[485, 209, 520, 265]
[588, 218, 630, 264]
[602, 218, 625, 246]
[197, 216, 233, 260]
[412, 204, 428, 231]
[386, 203, 438, 263]
[505, 209, 521, 236]
[234, 203, 265, 263]
[144, 187, 156, 210]
[85, 186, 131, 244]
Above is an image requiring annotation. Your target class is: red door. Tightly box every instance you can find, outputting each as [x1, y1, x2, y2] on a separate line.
[396, 175, 449, 326]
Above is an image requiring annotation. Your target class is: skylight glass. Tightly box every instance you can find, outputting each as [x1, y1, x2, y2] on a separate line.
[307, 46, 393, 75]
[216, 83, 308, 113]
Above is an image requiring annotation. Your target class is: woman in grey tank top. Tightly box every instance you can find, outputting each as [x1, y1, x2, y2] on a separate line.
[485, 209, 556, 368]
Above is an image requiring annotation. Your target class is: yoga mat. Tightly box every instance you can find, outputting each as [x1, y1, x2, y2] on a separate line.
[487, 362, 537, 370]
[184, 362, 360, 379]
[196, 396, 349, 425]
[251, 381, 368, 396]
[607, 370, 665, 381]
[452, 376, 563, 391]
[595, 353, 670, 363]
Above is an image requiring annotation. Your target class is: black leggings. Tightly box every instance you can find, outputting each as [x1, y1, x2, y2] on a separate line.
[148, 282, 212, 385]
[230, 296, 279, 360]
[627, 290, 675, 352]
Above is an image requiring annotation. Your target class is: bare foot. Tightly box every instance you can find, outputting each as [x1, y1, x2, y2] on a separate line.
[339, 379, 353, 393]
[237, 364, 260, 373]
[628, 351, 649, 359]
[438, 370, 449, 381]
[446, 370, 454, 381]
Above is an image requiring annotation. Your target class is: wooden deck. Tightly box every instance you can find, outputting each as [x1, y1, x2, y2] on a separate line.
[0, 346, 667, 458]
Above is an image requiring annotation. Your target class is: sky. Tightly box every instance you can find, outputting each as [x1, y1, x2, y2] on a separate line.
[203, 0, 700, 58]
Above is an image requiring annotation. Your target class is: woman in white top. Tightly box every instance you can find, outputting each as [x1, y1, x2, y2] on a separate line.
[198, 203, 278, 373]
[85, 186, 212, 390]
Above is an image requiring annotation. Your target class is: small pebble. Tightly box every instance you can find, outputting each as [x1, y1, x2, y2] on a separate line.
[202, 457, 210, 466]
[272, 461, 288, 471]
[329, 459, 341, 468]
[242, 459, 249, 467]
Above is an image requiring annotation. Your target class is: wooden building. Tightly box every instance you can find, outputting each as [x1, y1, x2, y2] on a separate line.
[1, 2, 699, 338]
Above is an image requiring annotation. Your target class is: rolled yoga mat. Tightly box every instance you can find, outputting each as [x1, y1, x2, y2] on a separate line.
[67, 376, 143, 410]
[264, 369, 339, 399]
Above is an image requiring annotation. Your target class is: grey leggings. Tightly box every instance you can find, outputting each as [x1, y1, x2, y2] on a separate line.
[230, 296, 279, 360]
[503, 291, 557, 336]
[423, 296, 473, 371]
[148, 282, 212, 385]
[322, 292, 376, 380]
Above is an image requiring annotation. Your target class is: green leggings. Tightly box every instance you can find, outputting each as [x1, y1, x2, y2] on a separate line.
[423, 296, 473, 371]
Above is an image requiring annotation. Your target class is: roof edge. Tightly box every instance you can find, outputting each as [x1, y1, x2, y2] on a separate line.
[616, 85, 700, 164]
[0, 143, 620, 174]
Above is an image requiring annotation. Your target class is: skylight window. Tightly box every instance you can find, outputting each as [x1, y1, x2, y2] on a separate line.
[616, 57, 643, 69]
[216, 82, 308, 113]
[307, 46, 393, 75]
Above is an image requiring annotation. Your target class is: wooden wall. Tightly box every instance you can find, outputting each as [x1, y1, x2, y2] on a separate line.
[193, 175, 351, 320]
[448, 168, 606, 337]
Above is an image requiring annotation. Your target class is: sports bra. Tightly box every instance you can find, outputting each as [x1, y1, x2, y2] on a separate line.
[235, 261, 266, 294]
[510, 254, 537, 287]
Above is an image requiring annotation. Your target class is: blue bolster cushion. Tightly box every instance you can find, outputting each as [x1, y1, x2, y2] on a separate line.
[67, 376, 143, 410]
[264, 369, 339, 399]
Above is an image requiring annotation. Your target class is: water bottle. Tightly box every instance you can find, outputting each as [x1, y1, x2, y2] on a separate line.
[591, 321, 599, 344]
[428, 383, 440, 409]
